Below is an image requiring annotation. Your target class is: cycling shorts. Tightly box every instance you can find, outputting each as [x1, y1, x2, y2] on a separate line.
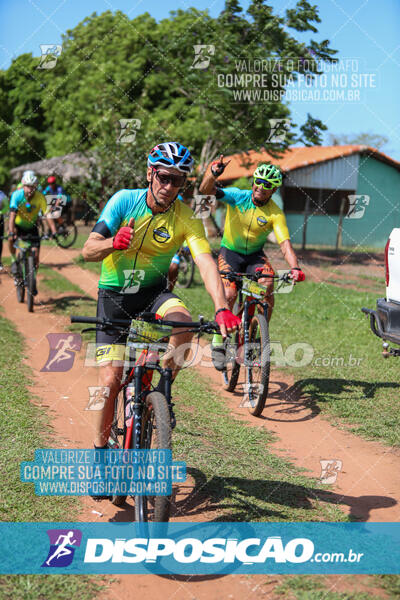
[217, 246, 274, 292]
[15, 225, 40, 248]
[95, 287, 188, 364]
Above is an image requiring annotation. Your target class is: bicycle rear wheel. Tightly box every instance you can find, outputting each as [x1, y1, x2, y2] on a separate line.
[135, 392, 172, 522]
[26, 255, 35, 312]
[15, 258, 25, 303]
[56, 223, 77, 248]
[109, 388, 128, 506]
[245, 313, 270, 417]
[176, 253, 195, 288]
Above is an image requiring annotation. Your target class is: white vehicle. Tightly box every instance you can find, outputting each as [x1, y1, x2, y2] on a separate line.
[362, 228, 400, 356]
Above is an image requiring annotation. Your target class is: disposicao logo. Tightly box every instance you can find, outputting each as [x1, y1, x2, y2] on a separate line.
[42, 529, 82, 568]
[83, 536, 314, 564]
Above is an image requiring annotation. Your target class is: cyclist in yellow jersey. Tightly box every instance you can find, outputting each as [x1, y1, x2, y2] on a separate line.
[8, 170, 56, 277]
[82, 142, 241, 488]
[200, 156, 305, 357]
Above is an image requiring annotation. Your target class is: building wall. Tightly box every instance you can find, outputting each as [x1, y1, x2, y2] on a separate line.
[341, 157, 400, 248]
[285, 157, 400, 248]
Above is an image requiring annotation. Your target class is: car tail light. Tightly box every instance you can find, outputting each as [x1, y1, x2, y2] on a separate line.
[385, 238, 390, 286]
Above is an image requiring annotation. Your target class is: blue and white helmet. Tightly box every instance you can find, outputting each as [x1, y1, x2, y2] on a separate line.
[148, 142, 194, 174]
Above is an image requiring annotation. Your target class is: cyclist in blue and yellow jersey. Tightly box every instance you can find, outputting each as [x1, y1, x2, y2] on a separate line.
[43, 175, 72, 224]
[199, 156, 305, 362]
[8, 170, 57, 277]
[0, 189, 9, 270]
[82, 142, 241, 471]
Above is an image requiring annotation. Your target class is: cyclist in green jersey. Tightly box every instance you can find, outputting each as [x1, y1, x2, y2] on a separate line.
[200, 156, 305, 360]
[81, 142, 241, 491]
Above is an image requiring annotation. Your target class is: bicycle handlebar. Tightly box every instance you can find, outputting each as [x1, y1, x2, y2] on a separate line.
[71, 314, 220, 333]
[219, 270, 292, 283]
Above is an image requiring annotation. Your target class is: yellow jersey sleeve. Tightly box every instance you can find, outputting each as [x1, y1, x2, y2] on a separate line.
[179, 203, 211, 258]
[270, 203, 290, 244]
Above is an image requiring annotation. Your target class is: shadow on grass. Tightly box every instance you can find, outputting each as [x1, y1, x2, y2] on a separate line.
[39, 294, 95, 312]
[230, 379, 321, 423]
[172, 467, 396, 523]
[296, 377, 400, 403]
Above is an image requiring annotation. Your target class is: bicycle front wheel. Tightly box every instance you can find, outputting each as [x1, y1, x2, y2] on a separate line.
[176, 254, 195, 288]
[245, 313, 270, 417]
[26, 255, 35, 312]
[110, 388, 128, 506]
[15, 259, 25, 303]
[56, 223, 78, 248]
[222, 330, 241, 392]
[135, 392, 172, 522]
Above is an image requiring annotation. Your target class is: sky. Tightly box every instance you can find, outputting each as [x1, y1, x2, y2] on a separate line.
[1, 0, 399, 159]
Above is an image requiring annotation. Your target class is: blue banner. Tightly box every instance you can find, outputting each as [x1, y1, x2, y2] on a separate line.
[0, 522, 399, 574]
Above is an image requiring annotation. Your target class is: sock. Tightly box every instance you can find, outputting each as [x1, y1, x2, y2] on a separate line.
[212, 333, 224, 347]
[94, 443, 108, 450]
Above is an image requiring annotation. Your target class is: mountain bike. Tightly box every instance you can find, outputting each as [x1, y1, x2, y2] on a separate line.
[38, 216, 78, 248]
[219, 269, 292, 417]
[176, 246, 195, 289]
[12, 235, 42, 312]
[71, 312, 219, 522]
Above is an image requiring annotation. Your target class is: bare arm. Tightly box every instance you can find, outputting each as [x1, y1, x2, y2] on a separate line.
[199, 172, 218, 195]
[199, 154, 231, 195]
[82, 232, 114, 262]
[280, 239, 299, 269]
[194, 252, 228, 312]
[8, 211, 16, 234]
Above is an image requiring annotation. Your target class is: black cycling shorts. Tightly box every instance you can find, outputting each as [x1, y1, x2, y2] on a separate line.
[217, 246, 274, 291]
[15, 225, 40, 248]
[95, 287, 187, 347]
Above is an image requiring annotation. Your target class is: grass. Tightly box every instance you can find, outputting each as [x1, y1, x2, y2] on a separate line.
[274, 575, 394, 599]
[70, 256, 399, 446]
[0, 312, 105, 598]
[269, 281, 400, 446]
[172, 368, 346, 522]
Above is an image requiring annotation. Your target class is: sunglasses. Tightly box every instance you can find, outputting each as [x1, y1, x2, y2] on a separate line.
[253, 178, 276, 190]
[153, 169, 186, 188]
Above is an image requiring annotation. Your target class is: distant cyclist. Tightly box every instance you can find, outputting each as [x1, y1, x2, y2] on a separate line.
[0, 190, 9, 271]
[43, 175, 72, 223]
[8, 170, 56, 280]
[199, 156, 305, 366]
[82, 142, 241, 493]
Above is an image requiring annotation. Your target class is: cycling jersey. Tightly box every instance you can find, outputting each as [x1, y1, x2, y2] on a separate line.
[216, 187, 290, 255]
[0, 191, 8, 216]
[43, 185, 71, 204]
[9, 189, 47, 230]
[93, 189, 210, 291]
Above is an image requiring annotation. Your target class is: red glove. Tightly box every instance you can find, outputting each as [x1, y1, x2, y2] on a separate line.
[113, 218, 134, 250]
[290, 268, 305, 282]
[215, 308, 241, 334]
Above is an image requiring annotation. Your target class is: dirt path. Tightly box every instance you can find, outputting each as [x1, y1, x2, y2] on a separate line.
[1, 245, 397, 599]
[44, 248, 400, 523]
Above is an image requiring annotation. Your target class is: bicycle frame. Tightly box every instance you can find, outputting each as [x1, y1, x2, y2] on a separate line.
[118, 346, 173, 451]
[236, 285, 270, 368]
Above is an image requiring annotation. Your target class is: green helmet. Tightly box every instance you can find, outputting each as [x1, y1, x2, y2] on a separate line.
[253, 163, 282, 187]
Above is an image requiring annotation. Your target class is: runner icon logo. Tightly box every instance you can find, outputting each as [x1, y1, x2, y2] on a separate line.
[319, 459, 342, 484]
[40, 334, 82, 372]
[42, 529, 82, 568]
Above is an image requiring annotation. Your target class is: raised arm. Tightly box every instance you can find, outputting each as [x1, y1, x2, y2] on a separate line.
[199, 154, 231, 195]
